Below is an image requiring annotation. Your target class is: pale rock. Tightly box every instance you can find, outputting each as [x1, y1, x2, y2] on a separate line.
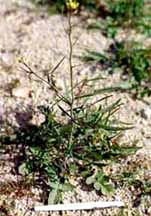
[0, 52, 14, 69]
[30, 112, 45, 126]
[12, 86, 31, 98]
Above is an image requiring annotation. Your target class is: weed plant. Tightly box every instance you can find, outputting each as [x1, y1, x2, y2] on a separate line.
[84, 40, 151, 98]
[88, 0, 151, 38]
[108, 0, 144, 23]
[0, 1, 139, 204]
[106, 0, 151, 37]
[33, 0, 151, 37]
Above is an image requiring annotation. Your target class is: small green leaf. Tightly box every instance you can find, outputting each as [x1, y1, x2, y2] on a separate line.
[18, 163, 29, 176]
[100, 183, 114, 195]
[94, 182, 101, 191]
[75, 87, 117, 99]
[96, 170, 104, 181]
[81, 170, 92, 177]
[49, 182, 57, 189]
[86, 176, 95, 185]
[118, 146, 139, 155]
[60, 183, 75, 192]
[100, 124, 133, 131]
[48, 189, 59, 204]
[68, 163, 77, 174]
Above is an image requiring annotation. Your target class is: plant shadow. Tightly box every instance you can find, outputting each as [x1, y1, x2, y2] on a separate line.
[0, 106, 50, 203]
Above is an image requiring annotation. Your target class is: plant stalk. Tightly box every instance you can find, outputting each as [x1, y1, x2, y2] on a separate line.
[68, 11, 74, 152]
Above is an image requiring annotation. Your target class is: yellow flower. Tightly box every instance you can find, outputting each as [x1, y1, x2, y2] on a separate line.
[66, 0, 79, 11]
[17, 56, 28, 64]
[17, 56, 24, 63]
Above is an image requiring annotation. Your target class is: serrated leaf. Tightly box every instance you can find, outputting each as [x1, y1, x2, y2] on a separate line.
[100, 183, 114, 195]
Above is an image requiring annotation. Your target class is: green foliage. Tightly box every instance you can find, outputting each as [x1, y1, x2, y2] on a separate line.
[88, 0, 151, 38]
[106, 0, 151, 37]
[84, 41, 151, 97]
[1, 53, 139, 203]
[79, 0, 99, 12]
[1, 97, 137, 204]
[86, 170, 114, 195]
[33, 0, 151, 37]
[108, 41, 151, 83]
[0, 8, 139, 205]
[113, 168, 151, 206]
[109, 0, 144, 21]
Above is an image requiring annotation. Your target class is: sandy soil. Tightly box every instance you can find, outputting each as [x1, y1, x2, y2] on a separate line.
[0, 1, 151, 216]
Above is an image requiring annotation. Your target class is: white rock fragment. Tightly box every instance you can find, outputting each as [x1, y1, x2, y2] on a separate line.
[0, 52, 14, 70]
[12, 86, 31, 98]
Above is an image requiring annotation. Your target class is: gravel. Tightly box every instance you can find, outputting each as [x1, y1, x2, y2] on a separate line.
[0, 0, 151, 215]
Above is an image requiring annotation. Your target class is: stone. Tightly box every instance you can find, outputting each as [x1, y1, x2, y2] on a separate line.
[0, 52, 14, 70]
[12, 86, 31, 98]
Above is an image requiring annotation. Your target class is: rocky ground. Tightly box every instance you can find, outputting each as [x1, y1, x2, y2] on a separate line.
[0, 0, 151, 216]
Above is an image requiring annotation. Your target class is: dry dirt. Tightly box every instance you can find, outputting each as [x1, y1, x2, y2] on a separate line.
[0, 1, 151, 216]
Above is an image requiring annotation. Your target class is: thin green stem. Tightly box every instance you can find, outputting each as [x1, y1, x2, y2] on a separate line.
[68, 11, 74, 153]
[68, 12, 74, 115]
